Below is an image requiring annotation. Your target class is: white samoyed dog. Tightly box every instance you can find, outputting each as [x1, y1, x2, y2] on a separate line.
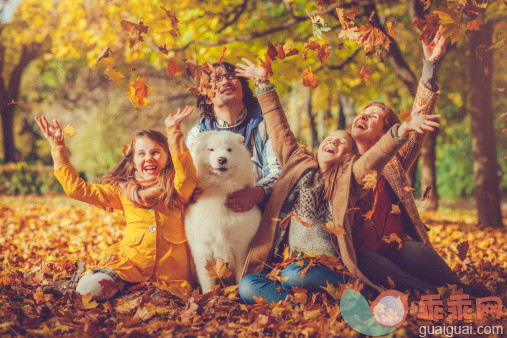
[186, 130, 261, 293]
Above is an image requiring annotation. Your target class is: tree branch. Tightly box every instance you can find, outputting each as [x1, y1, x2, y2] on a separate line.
[315, 48, 361, 73]
[217, 0, 249, 34]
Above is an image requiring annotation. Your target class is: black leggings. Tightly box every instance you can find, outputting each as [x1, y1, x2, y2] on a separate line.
[357, 240, 461, 293]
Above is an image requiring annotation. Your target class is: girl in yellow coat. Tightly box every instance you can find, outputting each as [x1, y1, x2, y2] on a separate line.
[35, 107, 197, 300]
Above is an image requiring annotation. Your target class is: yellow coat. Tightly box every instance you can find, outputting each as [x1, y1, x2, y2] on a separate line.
[52, 125, 196, 285]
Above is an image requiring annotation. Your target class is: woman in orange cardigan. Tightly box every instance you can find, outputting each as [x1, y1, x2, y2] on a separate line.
[35, 107, 197, 300]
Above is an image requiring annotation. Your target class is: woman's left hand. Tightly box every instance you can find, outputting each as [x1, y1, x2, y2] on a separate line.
[423, 25, 446, 61]
[165, 106, 193, 127]
[398, 114, 441, 138]
[235, 58, 269, 82]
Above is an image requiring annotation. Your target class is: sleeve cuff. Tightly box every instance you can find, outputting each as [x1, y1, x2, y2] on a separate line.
[255, 84, 276, 96]
[391, 124, 408, 143]
[421, 58, 439, 92]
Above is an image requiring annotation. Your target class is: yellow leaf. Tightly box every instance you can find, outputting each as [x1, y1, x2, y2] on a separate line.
[125, 77, 152, 109]
[105, 66, 125, 84]
[77, 293, 99, 310]
[62, 124, 74, 137]
[362, 169, 377, 190]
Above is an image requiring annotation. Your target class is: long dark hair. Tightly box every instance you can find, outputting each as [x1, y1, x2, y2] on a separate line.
[196, 61, 259, 120]
[99, 130, 182, 210]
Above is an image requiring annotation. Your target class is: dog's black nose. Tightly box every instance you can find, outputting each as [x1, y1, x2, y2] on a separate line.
[218, 157, 227, 165]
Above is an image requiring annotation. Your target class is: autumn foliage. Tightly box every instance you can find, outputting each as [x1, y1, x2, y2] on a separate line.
[0, 196, 505, 336]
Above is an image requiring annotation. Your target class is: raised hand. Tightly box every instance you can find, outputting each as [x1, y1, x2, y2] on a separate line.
[34, 116, 63, 142]
[398, 114, 441, 138]
[165, 106, 194, 127]
[235, 58, 269, 82]
[423, 25, 446, 62]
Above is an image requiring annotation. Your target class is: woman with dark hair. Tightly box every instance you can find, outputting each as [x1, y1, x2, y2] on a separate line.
[349, 27, 464, 293]
[186, 61, 281, 212]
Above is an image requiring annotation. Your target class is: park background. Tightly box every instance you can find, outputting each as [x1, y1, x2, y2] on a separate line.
[0, 0, 505, 336]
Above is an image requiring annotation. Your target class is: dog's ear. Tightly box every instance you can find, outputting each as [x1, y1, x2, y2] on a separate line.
[233, 133, 245, 146]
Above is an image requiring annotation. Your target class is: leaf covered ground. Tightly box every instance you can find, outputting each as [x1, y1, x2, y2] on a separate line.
[0, 195, 505, 336]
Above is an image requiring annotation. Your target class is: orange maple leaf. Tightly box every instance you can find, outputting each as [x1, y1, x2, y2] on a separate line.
[382, 233, 403, 249]
[105, 67, 125, 84]
[160, 6, 180, 38]
[167, 59, 183, 77]
[360, 66, 374, 81]
[336, 7, 357, 29]
[125, 77, 152, 109]
[302, 67, 319, 88]
[466, 19, 483, 31]
[258, 53, 273, 77]
[120, 20, 149, 49]
[412, 14, 440, 43]
[362, 169, 378, 190]
[321, 221, 346, 236]
[62, 124, 74, 137]
[291, 211, 313, 230]
[205, 258, 232, 279]
[317, 43, 332, 63]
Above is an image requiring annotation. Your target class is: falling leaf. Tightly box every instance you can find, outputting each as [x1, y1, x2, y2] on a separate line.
[62, 124, 74, 137]
[266, 41, 278, 60]
[166, 59, 183, 77]
[391, 204, 401, 214]
[159, 44, 169, 55]
[317, 43, 332, 63]
[258, 53, 273, 77]
[321, 221, 346, 236]
[336, 7, 357, 29]
[105, 67, 125, 84]
[129, 66, 137, 72]
[96, 46, 111, 65]
[403, 186, 416, 193]
[434, 5, 466, 44]
[457, 240, 469, 261]
[364, 189, 379, 221]
[386, 21, 395, 38]
[125, 77, 152, 109]
[338, 22, 391, 55]
[422, 185, 432, 201]
[386, 276, 396, 289]
[466, 19, 483, 31]
[382, 233, 403, 249]
[282, 43, 299, 58]
[309, 13, 331, 39]
[304, 40, 321, 51]
[120, 20, 149, 49]
[217, 46, 227, 63]
[360, 66, 374, 81]
[291, 211, 313, 230]
[160, 6, 180, 38]
[302, 67, 319, 88]
[362, 169, 377, 190]
[346, 207, 360, 214]
[205, 258, 232, 279]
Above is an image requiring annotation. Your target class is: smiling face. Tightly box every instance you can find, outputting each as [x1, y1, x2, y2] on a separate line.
[133, 136, 169, 180]
[209, 66, 244, 110]
[350, 105, 387, 148]
[317, 130, 354, 171]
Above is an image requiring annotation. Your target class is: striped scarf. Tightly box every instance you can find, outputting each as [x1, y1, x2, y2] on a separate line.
[120, 171, 164, 208]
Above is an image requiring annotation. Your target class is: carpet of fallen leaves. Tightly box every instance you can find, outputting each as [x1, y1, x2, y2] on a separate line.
[1, 195, 505, 337]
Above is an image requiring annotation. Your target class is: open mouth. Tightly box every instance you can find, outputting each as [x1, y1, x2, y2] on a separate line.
[213, 167, 228, 173]
[324, 147, 336, 154]
[144, 165, 158, 173]
[220, 86, 234, 94]
[356, 122, 367, 130]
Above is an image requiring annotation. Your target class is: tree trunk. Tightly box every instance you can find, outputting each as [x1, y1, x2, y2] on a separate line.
[468, 20, 504, 228]
[420, 130, 438, 210]
[306, 90, 319, 149]
[1, 107, 15, 163]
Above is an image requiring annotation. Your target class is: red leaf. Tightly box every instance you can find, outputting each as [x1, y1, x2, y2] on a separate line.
[360, 66, 374, 81]
[267, 41, 277, 60]
[302, 68, 319, 88]
[120, 20, 149, 49]
[457, 240, 469, 261]
[167, 59, 183, 77]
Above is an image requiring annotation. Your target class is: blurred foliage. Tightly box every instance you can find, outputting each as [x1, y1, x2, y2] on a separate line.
[0, 162, 62, 195]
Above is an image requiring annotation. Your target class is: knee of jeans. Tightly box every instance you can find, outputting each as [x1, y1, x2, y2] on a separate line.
[238, 275, 261, 303]
[280, 263, 303, 290]
[357, 251, 378, 266]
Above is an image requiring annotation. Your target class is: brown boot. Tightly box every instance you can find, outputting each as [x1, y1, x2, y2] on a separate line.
[42, 261, 86, 296]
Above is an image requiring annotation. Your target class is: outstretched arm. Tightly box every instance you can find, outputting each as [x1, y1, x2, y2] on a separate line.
[164, 106, 197, 204]
[236, 58, 300, 167]
[34, 116, 122, 210]
[397, 26, 446, 170]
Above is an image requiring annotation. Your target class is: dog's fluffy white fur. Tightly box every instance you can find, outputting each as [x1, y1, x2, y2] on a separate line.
[185, 131, 261, 293]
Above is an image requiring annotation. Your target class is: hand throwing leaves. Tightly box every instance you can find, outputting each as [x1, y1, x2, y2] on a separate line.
[235, 58, 269, 82]
[164, 106, 193, 127]
[34, 116, 63, 142]
[422, 25, 447, 61]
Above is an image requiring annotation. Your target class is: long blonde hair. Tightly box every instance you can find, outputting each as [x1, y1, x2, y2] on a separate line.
[99, 130, 183, 210]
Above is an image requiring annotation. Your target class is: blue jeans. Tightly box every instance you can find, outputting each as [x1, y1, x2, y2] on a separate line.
[238, 261, 351, 304]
